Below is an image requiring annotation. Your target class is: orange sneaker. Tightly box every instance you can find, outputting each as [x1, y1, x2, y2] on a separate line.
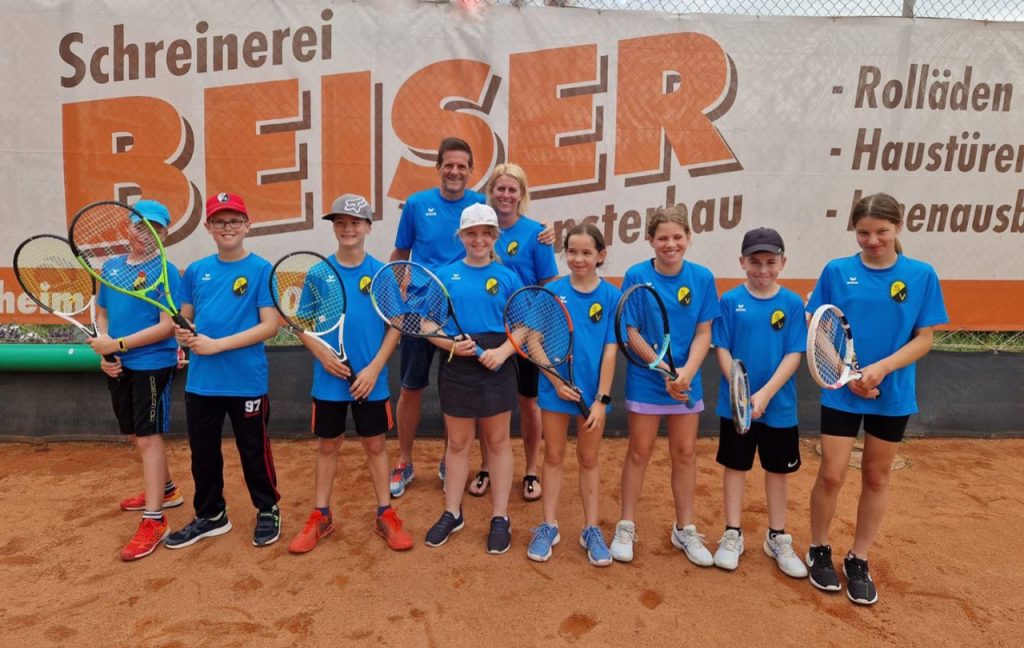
[120, 487, 184, 512]
[121, 517, 169, 561]
[376, 508, 413, 551]
[288, 510, 334, 554]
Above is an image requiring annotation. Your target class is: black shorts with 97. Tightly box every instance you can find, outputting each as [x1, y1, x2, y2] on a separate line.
[716, 417, 801, 474]
[312, 398, 393, 439]
[820, 405, 910, 443]
[107, 366, 175, 437]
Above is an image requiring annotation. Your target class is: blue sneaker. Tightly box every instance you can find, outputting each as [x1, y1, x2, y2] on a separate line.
[527, 522, 560, 562]
[580, 525, 612, 567]
[164, 511, 232, 549]
[425, 510, 464, 547]
[389, 463, 414, 498]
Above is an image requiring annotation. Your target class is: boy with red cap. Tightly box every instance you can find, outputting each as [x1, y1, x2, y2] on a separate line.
[166, 192, 283, 549]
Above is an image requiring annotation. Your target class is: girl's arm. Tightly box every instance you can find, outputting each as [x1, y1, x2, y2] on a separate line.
[854, 326, 936, 392]
[479, 338, 516, 371]
[668, 320, 712, 396]
[585, 343, 618, 430]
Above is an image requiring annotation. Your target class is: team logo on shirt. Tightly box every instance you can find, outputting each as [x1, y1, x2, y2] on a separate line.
[132, 271, 148, 291]
[506, 241, 520, 257]
[676, 286, 692, 307]
[232, 276, 248, 296]
[770, 309, 786, 331]
[359, 275, 372, 294]
[890, 280, 908, 303]
[485, 277, 499, 295]
[588, 303, 603, 323]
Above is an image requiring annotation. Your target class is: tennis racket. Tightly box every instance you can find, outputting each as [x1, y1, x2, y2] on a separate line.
[269, 251, 355, 385]
[806, 303, 865, 389]
[369, 260, 485, 357]
[12, 234, 116, 362]
[614, 284, 692, 406]
[67, 200, 193, 333]
[504, 286, 590, 419]
[729, 358, 751, 435]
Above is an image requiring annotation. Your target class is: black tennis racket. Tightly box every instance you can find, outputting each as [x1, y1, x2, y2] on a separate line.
[67, 200, 194, 333]
[504, 286, 590, 419]
[729, 358, 751, 435]
[369, 260, 485, 357]
[12, 234, 116, 362]
[270, 251, 355, 385]
[614, 284, 692, 406]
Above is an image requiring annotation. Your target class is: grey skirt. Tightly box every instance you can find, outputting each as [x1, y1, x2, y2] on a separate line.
[438, 332, 517, 418]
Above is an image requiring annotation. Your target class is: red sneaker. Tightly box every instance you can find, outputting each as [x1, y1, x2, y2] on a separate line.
[376, 508, 413, 551]
[121, 517, 169, 561]
[120, 487, 184, 512]
[287, 510, 335, 554]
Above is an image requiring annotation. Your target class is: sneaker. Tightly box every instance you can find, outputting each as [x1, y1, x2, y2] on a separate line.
[425, 510, 464, 547]
[806, 544, 842, 592]
[610, 520, 637, 562]
[713, 529, 744, 571]
[389, 463, 414, 498]
[287, 510, 334, 554]
[376, 508, 414, 551]
[843, 552, 879, 605]
[579, 526, 612, 567]
[526, 523, 560, 562]
[487, 516, 512, 555]
[253, 507, 281, 547]
[671, 524, 714, 567]
[121, 517, 169, 561]
[120, 487, 184, 512]
[764, 533, 808, 578]
[165, 512, 232, 549]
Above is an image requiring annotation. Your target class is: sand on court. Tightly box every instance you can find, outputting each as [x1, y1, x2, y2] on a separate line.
[0, 437, 1019, 647]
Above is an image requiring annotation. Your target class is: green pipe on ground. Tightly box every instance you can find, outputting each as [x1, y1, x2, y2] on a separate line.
[0, 345, 101, 372]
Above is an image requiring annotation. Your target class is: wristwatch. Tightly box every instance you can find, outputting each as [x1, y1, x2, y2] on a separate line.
[596, 393, 612, 405]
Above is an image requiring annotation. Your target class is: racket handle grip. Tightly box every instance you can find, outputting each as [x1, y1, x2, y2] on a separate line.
[172, 313, 195, 334]
[472, 345, 500, 371]
[102, 353, 117, 362]
[576, 399, 591, 421]
[342, 359, 357, 385]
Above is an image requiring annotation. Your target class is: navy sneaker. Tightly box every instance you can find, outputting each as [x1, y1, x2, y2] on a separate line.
[165, 511, 232, 549]
[806, 544, 842, 592]
[843, 552, 879, 605]
[487, 516, 512, 555]
[253, 506, 281, 547]
[425, 510, 464, 547]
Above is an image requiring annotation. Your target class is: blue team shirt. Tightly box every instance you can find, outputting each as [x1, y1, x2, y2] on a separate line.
[434, 260, 523, 335]
[97, 257, 183, 371]
[712, 285, 806, 427]
[496, 216, 559, 287]
[537, 277, 621, 416]
[181, 253, 274, 397]
[394, 188, 486, 269]
[806, 253, 948, 416]
[621, 259, 720, 406]
[309, 254, 390, 402]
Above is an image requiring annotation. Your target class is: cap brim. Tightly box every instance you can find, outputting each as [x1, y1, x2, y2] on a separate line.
[206, 204, 247, 219]
[742, 244, 784, 256]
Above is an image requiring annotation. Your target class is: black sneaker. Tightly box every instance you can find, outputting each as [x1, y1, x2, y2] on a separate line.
[487, 516, 511, 555]
[425, 510, 464, 547]
[165, 511, 232, 549]
[843, 552, 879, 605]
[806, 544, 842, 592]
[253, 506, 281, 547]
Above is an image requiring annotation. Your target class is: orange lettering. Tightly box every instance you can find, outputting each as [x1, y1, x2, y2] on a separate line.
[321, 72, 373, 216]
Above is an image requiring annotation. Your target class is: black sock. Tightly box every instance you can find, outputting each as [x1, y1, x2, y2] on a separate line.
[164, 479, 176, 494]
[769, 527, 785, 539]
[726, 526, 742, 536]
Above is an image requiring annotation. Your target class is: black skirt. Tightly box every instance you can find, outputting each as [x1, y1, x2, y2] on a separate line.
[438, 332, 517, 418]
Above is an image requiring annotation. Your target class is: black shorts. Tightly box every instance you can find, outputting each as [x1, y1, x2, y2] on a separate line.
[438, 332, 517, 418]
[515, 355, 539, 399]
[716, 417, 801, 474]
[820, 405, 910, 443]
[311, 398, 393, 439]
[107, 366, 175, 437]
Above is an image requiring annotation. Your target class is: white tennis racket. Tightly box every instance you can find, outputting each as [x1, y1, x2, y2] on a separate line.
[806, 304, 862, 389]
[729, 358, 751, 435]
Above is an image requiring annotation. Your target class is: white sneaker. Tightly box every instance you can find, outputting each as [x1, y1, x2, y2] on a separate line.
[763, 533, 808, 578]
[671, 524, 714, 567]
[610, 520, 636, 562]
[713, 529, 744, 571]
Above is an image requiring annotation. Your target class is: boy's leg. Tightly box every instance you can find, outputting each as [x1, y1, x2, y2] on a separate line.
[226, 395, 279, 513]
[758, 423, 806, 578]
[185, 393, 229, 518]
[130, 367, 176, 512]
[352, 399, 395, 509]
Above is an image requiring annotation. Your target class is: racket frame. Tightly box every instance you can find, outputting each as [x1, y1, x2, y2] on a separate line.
[504, 286, 591, 420]
[269, 251, 355, 385]
[806, 303, 862, 389]
[67, 200, 194, 333]
[729, 358, 752, 435]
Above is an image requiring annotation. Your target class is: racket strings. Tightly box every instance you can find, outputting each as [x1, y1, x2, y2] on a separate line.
[372, 264, 448, 336]
[619, 291, 668, 366]
[72, 203, 162, 291]
[15, 237, 94, 315]
[505, 290, 572, 368]
[812, 311, 848, 385]
[271, 255, 345, 334]
[730, 362, 751, 429]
